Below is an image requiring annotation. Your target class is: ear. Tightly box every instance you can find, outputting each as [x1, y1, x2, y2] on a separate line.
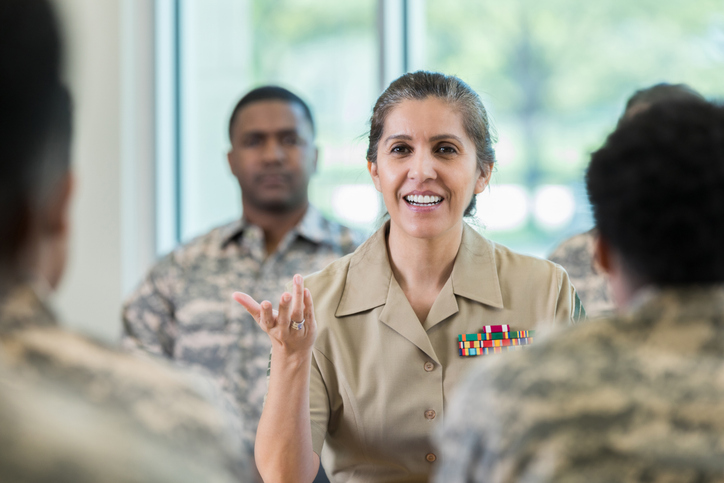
[45, 171, 74, 237]
[473, 164, 493, 194]
[227, 150, 237, 177]
[311, 146, 319, 175]
[593, 232, 612, 275]
[368, 161, 382, 192]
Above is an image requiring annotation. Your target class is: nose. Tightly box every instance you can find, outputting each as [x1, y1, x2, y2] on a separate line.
[408, 150, 436, 182]
[261, 138, 284, 164]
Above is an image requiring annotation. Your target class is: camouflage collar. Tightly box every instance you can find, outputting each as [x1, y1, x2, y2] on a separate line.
[628, 285, 724, 318]
[335, 221, 505, 317]
[0, 283, 57, 333]
[219, 205, 339, 248]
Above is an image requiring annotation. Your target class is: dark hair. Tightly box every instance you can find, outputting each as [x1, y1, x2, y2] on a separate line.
[586, 100, 724, 285]
[366, 71, 496, 217]
[620, 83, 706, 124]
[0, 0, 71, 266]
[228, 86, 315, 140]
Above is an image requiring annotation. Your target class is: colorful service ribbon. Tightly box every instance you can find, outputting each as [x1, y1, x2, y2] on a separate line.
[457, 329, 536, 357]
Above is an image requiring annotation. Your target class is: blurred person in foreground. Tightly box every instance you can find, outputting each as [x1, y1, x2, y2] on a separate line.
[0, 0, 253, 481]
[548, 83, 706, 318]
[434, 99, 724, 482]
[122, 85, 364, 476]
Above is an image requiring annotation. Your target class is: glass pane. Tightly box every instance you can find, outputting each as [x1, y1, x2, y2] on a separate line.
[178, 0, 379, 241]
[425, 0, 724, 256]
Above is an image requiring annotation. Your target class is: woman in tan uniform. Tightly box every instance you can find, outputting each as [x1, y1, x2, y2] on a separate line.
[234, 71, 583, 483]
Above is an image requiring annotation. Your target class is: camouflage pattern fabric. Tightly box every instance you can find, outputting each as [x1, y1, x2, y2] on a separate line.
[548, 229, 614, 318]
[0, 359, 239, 483]
[433, 286, 724, 483]
[122, 206, 365, 451]
[0, 283, 255, 482]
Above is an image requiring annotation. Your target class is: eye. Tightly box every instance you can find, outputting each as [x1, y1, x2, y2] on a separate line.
[437, 144, 458, 155]
[281, 134, 302, 146]
[390, 144, 411, 154]
[241, 135, 262, 148]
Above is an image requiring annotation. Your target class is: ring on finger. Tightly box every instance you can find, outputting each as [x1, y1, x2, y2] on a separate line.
[291, 319, 305, 330]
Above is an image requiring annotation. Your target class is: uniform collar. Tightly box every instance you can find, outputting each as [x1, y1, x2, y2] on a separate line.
[335, 221, 504, 318]
[0, 283, 57, 333]
[220, 205, 338, 248]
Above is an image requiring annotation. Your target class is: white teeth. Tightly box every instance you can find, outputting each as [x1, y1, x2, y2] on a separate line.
[405, 194, 442, 205]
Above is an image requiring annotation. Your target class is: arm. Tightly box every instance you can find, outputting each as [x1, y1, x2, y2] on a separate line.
[122, 257, 178, 358]
[233, 274, 320, 483]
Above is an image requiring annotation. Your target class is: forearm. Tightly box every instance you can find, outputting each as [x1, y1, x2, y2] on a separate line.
[255, 347, 319, 483]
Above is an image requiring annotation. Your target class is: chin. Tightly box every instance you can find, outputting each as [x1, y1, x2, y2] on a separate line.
[394, 219, 457, 240]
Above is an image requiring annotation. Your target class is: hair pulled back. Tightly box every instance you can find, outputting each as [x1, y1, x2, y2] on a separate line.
[366, 71, 496, 216]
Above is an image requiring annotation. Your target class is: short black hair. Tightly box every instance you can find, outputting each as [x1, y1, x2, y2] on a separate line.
[228, 86, 315, 140]
[0, 0, 71, 264]
[586, 100, 724, 285]
[624, 83, 706, 115]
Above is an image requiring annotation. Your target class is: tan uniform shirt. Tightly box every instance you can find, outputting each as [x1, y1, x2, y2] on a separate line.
[303, 222, 583, 483]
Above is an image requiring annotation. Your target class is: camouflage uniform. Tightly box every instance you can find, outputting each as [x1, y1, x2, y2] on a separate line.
[548, 229, 614, 318]
[0, 358, 240, 483]
[122, 206, 364, 450]
[433, 286, 724, 483]
[0, 283, 256, 482]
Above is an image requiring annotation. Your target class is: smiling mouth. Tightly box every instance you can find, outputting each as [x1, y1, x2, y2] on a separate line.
[404, 194, 443, 207]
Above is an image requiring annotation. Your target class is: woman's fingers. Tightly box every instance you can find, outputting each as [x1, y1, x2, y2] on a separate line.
[277, 292, 292, 328]
[232, 292, 261, 321]
[259, 300, 276, 330]
[290, 274, 305, 324]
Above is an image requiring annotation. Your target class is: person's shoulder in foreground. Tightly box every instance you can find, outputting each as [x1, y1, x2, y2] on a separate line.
[0, 284, 255, 481]
[433, 285, 724, 482]
[0, 353, 240, 483]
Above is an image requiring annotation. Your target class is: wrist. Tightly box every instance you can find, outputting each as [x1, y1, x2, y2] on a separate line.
[271, 343, 313, 367]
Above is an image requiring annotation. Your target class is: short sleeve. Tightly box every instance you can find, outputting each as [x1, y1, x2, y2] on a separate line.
[554, 264, 587, 326]
[309, 351, 330, 455]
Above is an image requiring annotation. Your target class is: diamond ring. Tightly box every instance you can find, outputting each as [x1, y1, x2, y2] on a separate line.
[291, 319, 305, 330]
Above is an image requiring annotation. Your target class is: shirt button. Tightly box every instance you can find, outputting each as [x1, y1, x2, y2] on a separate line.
[426, 453, 437, 463]
[425, 410, 436, 420]
[424, 361, 434, 372]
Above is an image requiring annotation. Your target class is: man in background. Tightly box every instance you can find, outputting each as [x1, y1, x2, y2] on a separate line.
[0, 0, 253, 480]
[123, 86, 364, 478]
[548, 83, 706, 318]
[435, 99, 724, 481]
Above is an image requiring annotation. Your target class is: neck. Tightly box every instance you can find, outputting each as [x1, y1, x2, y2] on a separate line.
[242, 201, 309, 256]
[386, 220, 464, 322]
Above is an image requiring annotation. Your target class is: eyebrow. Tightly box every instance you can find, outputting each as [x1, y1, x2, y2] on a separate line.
[429, 134, 464, 143]
[383, 133, 464, 144]
[240, 128, 300, 137]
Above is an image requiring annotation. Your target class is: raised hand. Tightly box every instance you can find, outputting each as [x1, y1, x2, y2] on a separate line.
[233, 274, 317, 354]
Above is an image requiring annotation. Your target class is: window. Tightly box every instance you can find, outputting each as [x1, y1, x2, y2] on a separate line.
[158, 0, 724, 256]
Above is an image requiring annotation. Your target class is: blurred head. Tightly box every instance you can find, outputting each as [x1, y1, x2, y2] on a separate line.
[367, 71, 496, 218]
[0, 0, 72, 289]
[366, 72, 495, 240]
[619, 83, 706, 124]
[227, 86, 317, 214]
[587, 100, 724, 297]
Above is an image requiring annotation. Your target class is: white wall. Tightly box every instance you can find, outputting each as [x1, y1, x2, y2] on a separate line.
[51, 0, 156, 344]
